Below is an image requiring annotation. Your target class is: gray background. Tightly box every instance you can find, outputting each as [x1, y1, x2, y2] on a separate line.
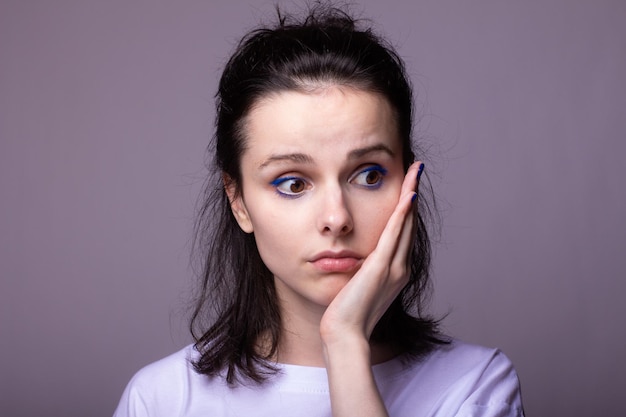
[1, 1, 624, 416]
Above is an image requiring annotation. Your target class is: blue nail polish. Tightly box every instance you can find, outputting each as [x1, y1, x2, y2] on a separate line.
[411, 193, 418, 202]
[417, 163, 425, 180]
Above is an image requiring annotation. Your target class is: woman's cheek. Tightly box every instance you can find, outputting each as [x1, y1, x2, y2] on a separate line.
[250, 208, 297, 257]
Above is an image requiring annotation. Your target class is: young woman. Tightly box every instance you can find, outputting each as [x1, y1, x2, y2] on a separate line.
[114, 6, 524, 417]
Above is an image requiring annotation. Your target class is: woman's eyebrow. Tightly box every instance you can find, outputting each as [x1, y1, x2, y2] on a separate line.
[347, 144, 395, 160]
[258, 153, 313, 169]
[258, 144, 394, 169]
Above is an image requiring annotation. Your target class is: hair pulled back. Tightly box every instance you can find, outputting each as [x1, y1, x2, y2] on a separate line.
[191, 4, 445, 385]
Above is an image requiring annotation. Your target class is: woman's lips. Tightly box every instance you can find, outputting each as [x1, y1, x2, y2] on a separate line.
[309, 251, 362, 273]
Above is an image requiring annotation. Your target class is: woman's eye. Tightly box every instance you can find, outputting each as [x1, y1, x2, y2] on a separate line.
[351, 165, 387, 188]
[270, 177, 307, 196]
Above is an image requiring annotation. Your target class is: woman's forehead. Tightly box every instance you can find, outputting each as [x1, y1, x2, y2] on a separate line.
[243, 87, 401, 159]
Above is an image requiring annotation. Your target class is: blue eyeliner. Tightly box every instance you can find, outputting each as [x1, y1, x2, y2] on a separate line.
[352, 165, 388, 189]
[269, 176, 299, 187]
[269, 176, 304, 198]
[361, 165, 388, 176]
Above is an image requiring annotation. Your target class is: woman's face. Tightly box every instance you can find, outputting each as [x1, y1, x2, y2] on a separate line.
[228, 87, 406, 314]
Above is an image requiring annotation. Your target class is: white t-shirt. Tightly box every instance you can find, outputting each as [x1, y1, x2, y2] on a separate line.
[113, 340, 524, 417]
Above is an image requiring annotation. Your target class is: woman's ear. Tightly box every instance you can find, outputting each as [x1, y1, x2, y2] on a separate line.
[223, 174, 254, 233]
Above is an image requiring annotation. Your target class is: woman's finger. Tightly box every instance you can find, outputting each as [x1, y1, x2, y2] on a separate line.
[389, 162, 423, 277]
[369, 161, 421, 264]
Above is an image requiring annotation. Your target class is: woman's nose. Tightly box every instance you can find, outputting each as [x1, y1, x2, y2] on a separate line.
[317, 187, 354, 236]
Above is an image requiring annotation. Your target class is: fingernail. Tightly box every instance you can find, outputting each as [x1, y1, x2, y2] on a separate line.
[417, 163, 425, 180]
[411, 192, 418, 202]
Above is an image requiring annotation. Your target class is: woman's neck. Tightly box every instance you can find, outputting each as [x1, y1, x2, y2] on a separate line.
[266, 305, 398, 367]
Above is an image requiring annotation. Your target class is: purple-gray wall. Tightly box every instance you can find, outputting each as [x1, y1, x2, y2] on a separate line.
[1, 1, 624, 416]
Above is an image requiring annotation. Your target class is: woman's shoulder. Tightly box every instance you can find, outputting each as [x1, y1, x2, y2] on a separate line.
[374, 339, 525, 416]
[126, 344, 197, 387]
[413, 338, 520, 387]
[427, 338, 516, 371]
[113, 344, 206, 417]
[375, 338, 514, 378]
